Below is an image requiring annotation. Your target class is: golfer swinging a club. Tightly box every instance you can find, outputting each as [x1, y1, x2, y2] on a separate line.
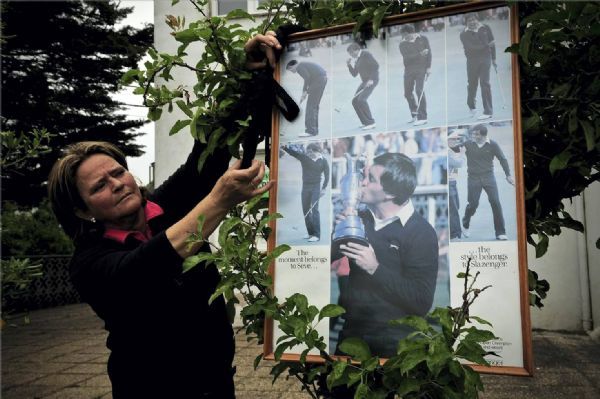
[346, 42, 379, 131]
[398, 24, 431, 126]
[282, 143, 329, 242]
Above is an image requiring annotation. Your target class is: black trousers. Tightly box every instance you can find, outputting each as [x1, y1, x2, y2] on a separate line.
[466, 56, 493, 115]
[305, 77, 327, 135]
[301, 182, 321, 238]
[404, 69, 427, 120]
[449, 180, 461, 239]
[463, 173, 505, 236]
[352, 81, 377, 125]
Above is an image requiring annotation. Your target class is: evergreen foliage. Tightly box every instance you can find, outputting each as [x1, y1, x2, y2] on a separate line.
[1, 200, 74, 257]
[0, 0, 153, 205]
[510, 2, 600, 258]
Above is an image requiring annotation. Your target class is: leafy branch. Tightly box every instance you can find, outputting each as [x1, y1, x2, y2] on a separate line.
[0, 129, 53, 177]
[183, 199, 498, 398]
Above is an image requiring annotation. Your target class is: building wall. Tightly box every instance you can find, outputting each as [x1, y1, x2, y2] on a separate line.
[153, 1, 599, 332]
[585, 180, 600, 333]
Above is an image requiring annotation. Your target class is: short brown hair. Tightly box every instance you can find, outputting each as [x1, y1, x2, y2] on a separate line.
[47, 141, 128, 239]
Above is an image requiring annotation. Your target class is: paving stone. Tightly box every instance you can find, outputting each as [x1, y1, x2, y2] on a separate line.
[61, 362, 106, 374]
[32, 373, 95, 387]
[75, 374, 112, 387]
[1, 372, 48, 388]
[3, 304, 600, 399]
[1, 384, 58, 399]
[42, 386, 112, 399]
[50, 352, 104, 364]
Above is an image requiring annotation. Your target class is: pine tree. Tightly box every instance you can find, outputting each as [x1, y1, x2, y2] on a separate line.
[1, 0, 153, 205]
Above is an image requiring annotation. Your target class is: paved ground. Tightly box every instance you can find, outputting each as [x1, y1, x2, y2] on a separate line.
[2, 304, 599, 398]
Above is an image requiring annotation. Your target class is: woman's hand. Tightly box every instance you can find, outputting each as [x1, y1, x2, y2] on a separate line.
[208, 159, 275, 211]
[166, 160, 274, 258]
[244, 31, 282, 69]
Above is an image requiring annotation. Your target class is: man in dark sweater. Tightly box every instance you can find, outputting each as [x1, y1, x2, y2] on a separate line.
[286, 60, 327, 137]
[346, 42, 379, 130]
[334, 153, 438, 357]
[283, 143, 329, 242]
[399, 24, 431, 126]
[460, 14, 496, 120]
[451, 124, 514, 240]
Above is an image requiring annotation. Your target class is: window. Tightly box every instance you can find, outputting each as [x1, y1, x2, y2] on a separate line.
[212, 0, 268, 16]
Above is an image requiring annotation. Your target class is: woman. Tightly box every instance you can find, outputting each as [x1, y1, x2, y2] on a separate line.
[48, 33, 280, 398]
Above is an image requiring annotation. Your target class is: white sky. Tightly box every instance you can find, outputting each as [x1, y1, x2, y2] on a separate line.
[115, 0, 155, 185]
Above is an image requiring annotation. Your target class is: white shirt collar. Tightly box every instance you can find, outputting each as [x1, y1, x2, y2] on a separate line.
[476, 137, 491, 148]
[370, 200, 415, 231]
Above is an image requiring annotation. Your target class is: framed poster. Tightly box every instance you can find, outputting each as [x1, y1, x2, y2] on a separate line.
[266, 2, 532, 376]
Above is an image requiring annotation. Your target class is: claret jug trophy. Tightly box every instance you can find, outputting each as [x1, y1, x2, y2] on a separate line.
[332, 153, 368, 254]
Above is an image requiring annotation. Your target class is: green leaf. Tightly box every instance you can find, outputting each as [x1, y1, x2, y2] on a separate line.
[363, 356, 379, 372]
[253, 353, 262, 370]
[269, 361, 289, 383]
[274, 340, 292, 361]
[226, 8, 254, 21]
[455, 340, 489, 365]
[175, 100, 194, 118]
[262, 243, 291, 266]
[182, 252, 214, 273]
[174, 29, 199, 45]
[289, 293, 308, 312]
[318, 304, 345, 321]
[258, 212, 281, 231]
[208, 281, 232, 305]
[339, 337, 371, 362]
[354, 383, 369, 399]
[397, 378, 422, 396]
[535, 233, 549, 258]
[468, 316, 493, 327]
[299, 348, 310, 364]
[218, 217, 243, 247]
[147, 107, 163, 121]
[399, 347, 428, 373]
[148, 48, 158, 60]
[390, 315, 431, 333]
[462, 327, 497, 343]
[169, 119, 191, 136]
[326, 361, 348, 390]
[580, 120, 596, 152]
[549, 151, 571, 175]
[121, 69, 140, 85]
[522, 113, 540, 132]
[520, 29, 532, 64]
[372, 5, 389, 33]
[448, 360, 464, 377]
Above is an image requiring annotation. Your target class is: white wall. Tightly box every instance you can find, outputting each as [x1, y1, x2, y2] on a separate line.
[154, 1, 262, 185]
[585, 180, 600, 332]
[153, 1, 600, 332]
[154, 0, 201, 185]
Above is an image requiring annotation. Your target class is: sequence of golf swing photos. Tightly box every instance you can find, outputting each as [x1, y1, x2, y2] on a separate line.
[269, 4, 531, 373]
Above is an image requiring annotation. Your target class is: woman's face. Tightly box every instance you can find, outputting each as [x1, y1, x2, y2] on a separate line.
[75, 154, 143, 229]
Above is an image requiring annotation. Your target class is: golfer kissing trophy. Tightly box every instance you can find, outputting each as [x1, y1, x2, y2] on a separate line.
[332, 153, 369, 255]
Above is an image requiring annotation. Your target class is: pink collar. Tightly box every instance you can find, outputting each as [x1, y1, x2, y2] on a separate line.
[103, 200, 164, 243]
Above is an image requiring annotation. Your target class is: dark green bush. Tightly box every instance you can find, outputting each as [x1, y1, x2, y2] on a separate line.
[1, 200, 73, 257]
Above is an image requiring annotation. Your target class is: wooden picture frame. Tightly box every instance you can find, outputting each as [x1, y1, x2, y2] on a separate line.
[265, 1, 532, 376]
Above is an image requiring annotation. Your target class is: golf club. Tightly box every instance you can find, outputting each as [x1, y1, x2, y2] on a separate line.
[334, 87, 366, 113]
[494, 64, 507, 110]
